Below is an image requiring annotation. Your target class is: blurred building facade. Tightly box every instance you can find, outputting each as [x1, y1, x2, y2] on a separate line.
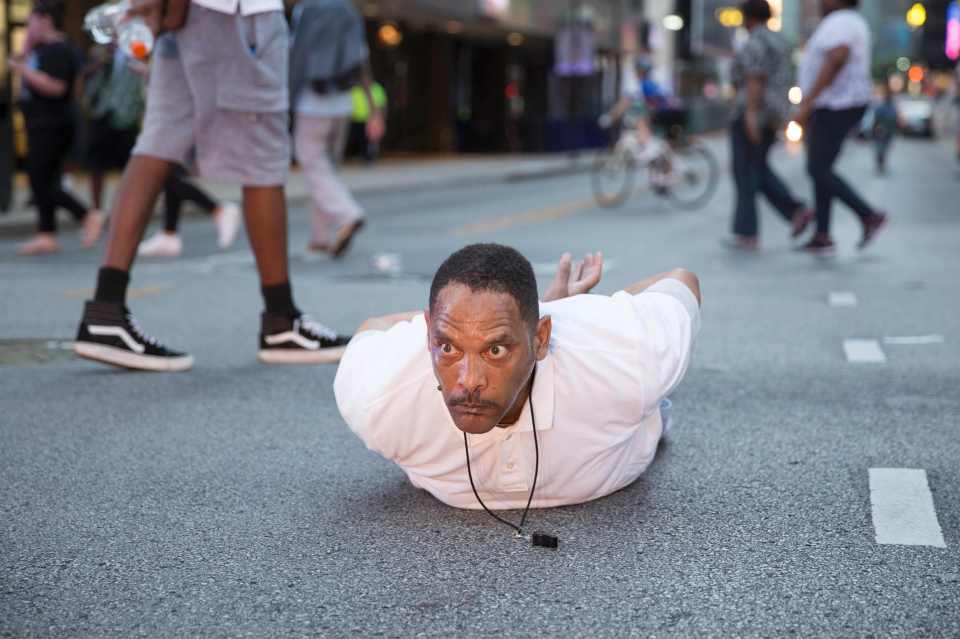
[353, 0, 639, 154]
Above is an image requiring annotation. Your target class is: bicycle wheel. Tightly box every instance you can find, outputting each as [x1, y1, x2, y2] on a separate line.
[661, 142, 719, 210]
[592, 147, 636, 208]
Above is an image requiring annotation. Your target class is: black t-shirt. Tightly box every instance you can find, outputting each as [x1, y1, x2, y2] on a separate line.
[20, 41, 80, 129]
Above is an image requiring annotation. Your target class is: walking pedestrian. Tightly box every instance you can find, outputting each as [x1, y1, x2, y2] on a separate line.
[10, 1, 104, 256]
[289, 0, 385, 257]
[138, 165, 241, 257]
[73, 0, 351, 372]
[726, 0, 811, 251]
[346, 80, 387, 164]
[870, 83, 899, 176]
[82, 43, 146, 213]
[794, 0, 887, 256]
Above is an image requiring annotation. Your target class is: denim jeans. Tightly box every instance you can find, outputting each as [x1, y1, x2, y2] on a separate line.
[730, 117, 803, 237]
[805, 106, 874, 235]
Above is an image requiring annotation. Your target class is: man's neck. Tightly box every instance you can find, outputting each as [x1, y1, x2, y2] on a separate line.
[498, 374, 534, 427]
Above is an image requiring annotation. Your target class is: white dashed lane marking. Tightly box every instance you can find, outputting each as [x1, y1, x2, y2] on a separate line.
[884, 335, 945, 346]
[869, 468, 947, 548]
[829, 292, 858, 307]
[844, 339, 887, 363]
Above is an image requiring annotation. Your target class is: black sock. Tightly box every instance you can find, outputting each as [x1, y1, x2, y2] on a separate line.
[262, 281, 299, 317]
[94, 267, 130, 304]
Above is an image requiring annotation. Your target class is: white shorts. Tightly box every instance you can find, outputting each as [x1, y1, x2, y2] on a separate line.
[132, 6, 290, 186]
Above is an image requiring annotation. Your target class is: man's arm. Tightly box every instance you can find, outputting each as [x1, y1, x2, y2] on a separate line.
[9, 62, 67, 98]
[795, 45, 850, 126]
[624, 268, 701, 305]
[744, 73, 766, 145]
[358, 65, 386, 143]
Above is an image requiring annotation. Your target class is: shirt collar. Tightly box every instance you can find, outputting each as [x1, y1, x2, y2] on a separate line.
[508, 352, 556, 433]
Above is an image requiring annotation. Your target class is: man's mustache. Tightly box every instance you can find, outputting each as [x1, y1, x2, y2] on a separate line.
[446, 392, 498, 408]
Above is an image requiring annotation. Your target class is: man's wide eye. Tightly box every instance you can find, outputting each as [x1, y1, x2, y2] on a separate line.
[489, 345, 507, 358]
[440, 343, 454, 355]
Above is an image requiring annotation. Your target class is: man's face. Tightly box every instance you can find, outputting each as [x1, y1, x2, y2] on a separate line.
[26, 13, 49, 41]
[427, 284, 550, 435]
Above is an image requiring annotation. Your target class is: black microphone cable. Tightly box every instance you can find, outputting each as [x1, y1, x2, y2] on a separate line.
[462, 371, 558, 549]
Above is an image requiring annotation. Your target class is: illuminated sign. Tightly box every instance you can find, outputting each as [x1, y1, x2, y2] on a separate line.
[947, 1, 960, 61]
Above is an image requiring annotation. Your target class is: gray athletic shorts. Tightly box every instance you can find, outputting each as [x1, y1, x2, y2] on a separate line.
[132, 6, 290, 186]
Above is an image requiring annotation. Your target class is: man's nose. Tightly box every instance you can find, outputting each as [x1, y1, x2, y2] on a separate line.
[457, 354, 487, 393]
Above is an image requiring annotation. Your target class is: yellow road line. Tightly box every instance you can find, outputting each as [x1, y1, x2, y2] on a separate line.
[450, 198, 596, 237]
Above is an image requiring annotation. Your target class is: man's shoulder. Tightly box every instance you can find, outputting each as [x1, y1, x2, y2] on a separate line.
[334, 315, 431, 408]
[821, 10, 869, 35]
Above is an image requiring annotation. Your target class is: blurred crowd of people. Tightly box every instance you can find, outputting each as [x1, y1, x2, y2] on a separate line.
[9, 0, 387, 260]
[726, 0, 891, 256]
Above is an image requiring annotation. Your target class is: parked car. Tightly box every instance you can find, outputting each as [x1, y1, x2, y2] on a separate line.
[896, 95, 936, 138]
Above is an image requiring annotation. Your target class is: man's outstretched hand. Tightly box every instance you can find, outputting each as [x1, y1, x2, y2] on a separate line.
[542, 252, 603, 302]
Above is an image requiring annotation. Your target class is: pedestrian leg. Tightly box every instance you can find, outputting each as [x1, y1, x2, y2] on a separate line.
[294, 115, 364, 253]
[730, 118, 760, 245]
[757, 128, 805, 224]
[103, 156, 177, 269]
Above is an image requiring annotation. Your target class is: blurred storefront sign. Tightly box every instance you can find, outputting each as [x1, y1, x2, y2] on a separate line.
[947, 1, 959, 61]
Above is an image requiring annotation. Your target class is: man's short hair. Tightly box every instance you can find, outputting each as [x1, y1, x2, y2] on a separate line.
[32, 0, 65, 29]
[740, 0, 772, 22]
[429, 244, 540, 328]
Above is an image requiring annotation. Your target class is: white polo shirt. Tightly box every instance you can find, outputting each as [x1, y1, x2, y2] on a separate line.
[798, 9, 872, 110]
[191, 0, 283, 16]
[335, 279, 699, 510]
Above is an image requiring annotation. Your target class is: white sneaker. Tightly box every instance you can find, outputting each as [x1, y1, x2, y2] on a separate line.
[138, 232, 183, 258]
[213, 202, 241, 249]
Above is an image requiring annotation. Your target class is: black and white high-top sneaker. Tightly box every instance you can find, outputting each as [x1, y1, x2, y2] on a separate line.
[74, 301, 194, 372]
[258, 313, 351, 364]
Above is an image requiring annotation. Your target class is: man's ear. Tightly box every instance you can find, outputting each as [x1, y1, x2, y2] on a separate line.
[535, 315, 552, 360]
[424, 309, 432, 348]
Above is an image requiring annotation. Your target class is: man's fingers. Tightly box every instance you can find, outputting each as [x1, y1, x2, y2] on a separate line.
[553, 252, 572, 286]
[592, 251, 604, 283]
[572, 258, 585, 284]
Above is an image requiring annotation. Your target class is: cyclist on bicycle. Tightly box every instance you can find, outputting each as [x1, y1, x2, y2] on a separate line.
[599, 56, 665, 163]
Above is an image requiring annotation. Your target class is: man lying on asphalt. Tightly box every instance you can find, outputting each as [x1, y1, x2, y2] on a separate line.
[334, 243, 701, 510]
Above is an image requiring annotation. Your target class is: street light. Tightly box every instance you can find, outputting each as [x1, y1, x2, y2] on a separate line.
[906, 3, 927, 29]
[663, 14, 685, 31]
[715, 7, 744, 28]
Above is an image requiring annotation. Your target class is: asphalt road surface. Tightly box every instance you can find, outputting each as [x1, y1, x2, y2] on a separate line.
[2, 137, 959, 637]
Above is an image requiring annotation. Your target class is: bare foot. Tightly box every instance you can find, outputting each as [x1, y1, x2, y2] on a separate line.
[17, 234, 59, 256]
[81, 210, 106, 248]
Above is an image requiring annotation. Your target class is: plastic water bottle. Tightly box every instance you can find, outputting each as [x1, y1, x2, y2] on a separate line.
[83, 1, 155, 60]
[117, 19, 154, 60]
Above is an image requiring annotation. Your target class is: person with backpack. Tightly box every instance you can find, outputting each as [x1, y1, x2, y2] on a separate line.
[289, 0, 385, 257]
[82, 43, 146, 214]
